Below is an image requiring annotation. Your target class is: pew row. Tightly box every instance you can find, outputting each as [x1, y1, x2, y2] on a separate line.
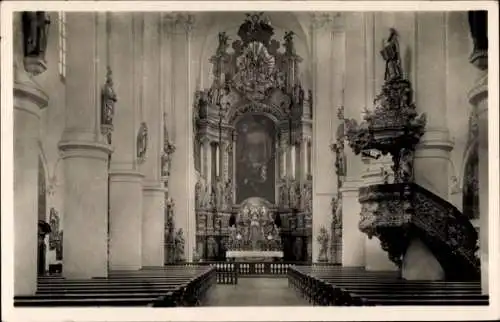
[14, 265, 216, 307]
[288, 266, 489, 306]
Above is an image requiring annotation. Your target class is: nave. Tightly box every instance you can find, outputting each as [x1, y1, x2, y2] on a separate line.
[205, 277, 308, 306]
[14, 264, 488, 307]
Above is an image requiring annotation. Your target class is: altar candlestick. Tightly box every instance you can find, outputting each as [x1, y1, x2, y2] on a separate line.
[216, 145, 220, 177]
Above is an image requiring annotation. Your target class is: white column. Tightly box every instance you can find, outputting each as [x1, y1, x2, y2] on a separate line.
[202, 138, 212, 188]
[469, 72, 488, 293]
[280, 134, 287, 179]
[58, 13, 112, 278]
[13, 12, 49, 295]
[108, 13, 143, 270]
[300, 138, 308, 180]
[140, 13, 166, 267]
[340, 180, 365, 266]
[221, 141, 229, 181]
[413, 12, 454, 199]
[310, 13, 338, 263]
[167, 14, 196, 261]
[397, 12, 453, 280]
[215, 144, 220, 177]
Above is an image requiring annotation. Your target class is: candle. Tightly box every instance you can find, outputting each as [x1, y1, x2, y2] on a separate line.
[216, 145, 220, 177]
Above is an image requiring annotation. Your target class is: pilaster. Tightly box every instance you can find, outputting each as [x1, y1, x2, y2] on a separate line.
[310, 12, 340, 263]
[141, 13, 166, 267]
[340, 179, 365, 267]
[413, 12, 453, 201]
[166, 13, 196, 261]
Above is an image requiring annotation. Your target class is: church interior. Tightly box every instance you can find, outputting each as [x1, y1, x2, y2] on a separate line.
[11, 10, 490, 307]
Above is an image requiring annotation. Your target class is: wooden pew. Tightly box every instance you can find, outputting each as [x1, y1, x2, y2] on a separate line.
[288, 265, 489, 306]
[14, 265, 216, 307]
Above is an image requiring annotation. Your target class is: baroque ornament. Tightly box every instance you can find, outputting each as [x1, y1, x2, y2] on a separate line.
[358, 182, 480, 279]
[161, 113, 176, 185]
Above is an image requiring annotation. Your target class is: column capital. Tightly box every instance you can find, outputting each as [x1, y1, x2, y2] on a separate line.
[310, 12, 344, 32]
[14, 75, 49, 116]
[109, 169, 145, 183]
[416, 128, 454, 154]
[162, 13, 196, 35]
[58, 141, 113, 162]
[143, 182, 168, 193]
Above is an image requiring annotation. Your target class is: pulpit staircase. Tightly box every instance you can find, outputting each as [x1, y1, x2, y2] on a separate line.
[358, 183, 480, 281]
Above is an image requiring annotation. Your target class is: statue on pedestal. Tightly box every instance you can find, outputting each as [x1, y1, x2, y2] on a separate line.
[137, 122, 148, 164]
[381, 28, 403, 81]
[174, 228, 185, 262]
[223, 179, 233, 209]
[317, 226, 329, 262]
[284, 31, 296, 55]
[101, 67, 117, 142]
[22, 11, 50, 59]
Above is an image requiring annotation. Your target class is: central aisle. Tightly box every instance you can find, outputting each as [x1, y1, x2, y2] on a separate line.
[203, 277, 309, 306]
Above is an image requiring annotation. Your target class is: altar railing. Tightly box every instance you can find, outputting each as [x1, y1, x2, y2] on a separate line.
[173, 261, 324, 284]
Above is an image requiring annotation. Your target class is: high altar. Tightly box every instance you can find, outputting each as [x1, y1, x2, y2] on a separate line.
[193, 13, 313, 262]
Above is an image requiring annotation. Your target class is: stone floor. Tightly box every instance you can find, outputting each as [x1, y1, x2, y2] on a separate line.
[203, 277, 310, 306]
